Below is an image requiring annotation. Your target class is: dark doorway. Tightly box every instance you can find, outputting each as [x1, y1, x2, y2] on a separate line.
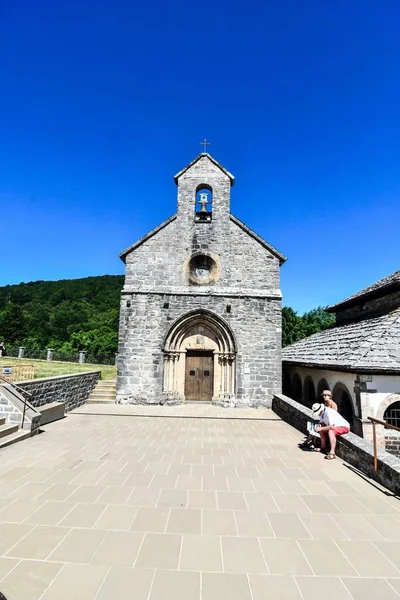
[338, 391, 354, 431]
[185, 351, 214, 401]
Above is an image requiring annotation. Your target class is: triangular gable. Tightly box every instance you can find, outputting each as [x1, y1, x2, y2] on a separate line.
[119, 215, 176, 263]
[174, 153, 235, 185]
[230, 214, 287, 265]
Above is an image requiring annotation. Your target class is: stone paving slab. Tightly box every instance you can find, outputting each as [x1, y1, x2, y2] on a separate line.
[0, 407, 399, 599]
[73, 403, 282, 420]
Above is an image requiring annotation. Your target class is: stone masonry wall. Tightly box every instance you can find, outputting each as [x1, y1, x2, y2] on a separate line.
[0, 391, 22, 425]
[0, 384, 41, 432]
[336, 289, 400, 325]
[118, 293, 282, 407]
[385, 433, 400, 457]
[17, 371, 100, 412]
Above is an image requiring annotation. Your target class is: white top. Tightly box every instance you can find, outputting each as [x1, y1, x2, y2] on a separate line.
[320, 407, 350, 429]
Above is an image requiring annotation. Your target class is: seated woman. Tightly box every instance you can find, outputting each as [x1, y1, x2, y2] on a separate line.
[312, 402, 350, 460]
[298, 390, 337, 450]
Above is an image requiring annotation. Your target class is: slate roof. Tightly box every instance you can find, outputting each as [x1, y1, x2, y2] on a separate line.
[282, 307, 400, 373]
[119, 215, 176, 262]
[326, 270, 400, 312]
[230, 215, 287, 264]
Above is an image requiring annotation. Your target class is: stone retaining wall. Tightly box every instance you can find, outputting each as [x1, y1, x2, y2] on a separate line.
[386, 434, 400, 457]
[272, 393, 400, 496]
[17, 371, 101, 413]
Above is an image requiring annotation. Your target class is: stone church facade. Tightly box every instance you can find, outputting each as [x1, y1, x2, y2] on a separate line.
[117, 153, 286, 407]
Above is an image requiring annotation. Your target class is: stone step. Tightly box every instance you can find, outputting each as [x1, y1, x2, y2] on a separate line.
[0, 423, 19, 439]
[0, 416, 5, 426]
[89, 389, 117, 396]
[96, 380, 117, 387]
[0, 429, 31, 449]
[87, 398, 116, 404]
[39, 402, 65, 426]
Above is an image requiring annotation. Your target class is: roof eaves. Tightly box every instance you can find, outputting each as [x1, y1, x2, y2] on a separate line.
[119, 214, 177, 262]
[326, 272, 400, 312]
[230, 214, 287, 265]
[282, 358, 400, 375]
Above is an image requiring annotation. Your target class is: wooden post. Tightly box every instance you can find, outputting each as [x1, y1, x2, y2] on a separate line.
[372, 420, 378, 472]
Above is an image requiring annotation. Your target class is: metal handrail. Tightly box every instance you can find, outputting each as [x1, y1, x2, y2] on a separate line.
[368, 416, 400, 472]
[0, 376, 33, 430]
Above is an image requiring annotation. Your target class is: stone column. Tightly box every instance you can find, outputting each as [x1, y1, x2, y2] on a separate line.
[163, 353, 172, 392]
[228, 354, 236, 395]
[18, 347, 25, 359]
[79, 351, 86, 364]
[46, 349, 54, 361]
[171, 352, 180, 393]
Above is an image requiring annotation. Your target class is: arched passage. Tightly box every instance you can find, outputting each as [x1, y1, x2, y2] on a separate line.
[292, 373, 302, 403]
[282, 372, 292, 397]
[333, 382, 354, 431]
[316, 378, 330, 401]
[163, 310, 237, 401]
[303, 376, 316, 408]
[377, 394, 400, 422]
[383, 401, 400, 428]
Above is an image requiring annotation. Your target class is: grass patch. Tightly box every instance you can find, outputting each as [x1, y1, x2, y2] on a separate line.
[0, 357, 116, 380]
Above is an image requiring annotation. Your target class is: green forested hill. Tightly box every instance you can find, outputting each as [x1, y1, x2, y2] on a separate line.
[0, 274, 334, 360]
[0, 275, 124, 359]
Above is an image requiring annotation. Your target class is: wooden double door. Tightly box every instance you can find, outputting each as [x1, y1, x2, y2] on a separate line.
[185, 351, 214, 401]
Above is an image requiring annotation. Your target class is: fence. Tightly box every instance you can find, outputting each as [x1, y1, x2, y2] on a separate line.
[1, 346, 116, 366]
[0, 364, 35, 382]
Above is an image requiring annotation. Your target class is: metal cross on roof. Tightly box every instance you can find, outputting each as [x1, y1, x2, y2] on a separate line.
[200, 139, 211, 153]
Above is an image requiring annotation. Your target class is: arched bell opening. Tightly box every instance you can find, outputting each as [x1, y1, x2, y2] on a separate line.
[163, 310, 237, 402]
[195, 184, 213, 222]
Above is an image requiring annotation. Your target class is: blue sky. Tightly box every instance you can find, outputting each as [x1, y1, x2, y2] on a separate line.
[1, 0, 399, 313]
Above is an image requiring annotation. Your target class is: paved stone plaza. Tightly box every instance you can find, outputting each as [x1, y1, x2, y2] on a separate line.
[0, 406, 400, 600]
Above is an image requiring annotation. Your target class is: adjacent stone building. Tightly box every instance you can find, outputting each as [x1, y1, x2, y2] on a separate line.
[117, 152, 286, 407]
[282, 270, 400, 454]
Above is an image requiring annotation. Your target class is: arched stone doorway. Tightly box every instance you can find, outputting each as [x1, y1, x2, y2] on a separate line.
[163, 310, 237, 403]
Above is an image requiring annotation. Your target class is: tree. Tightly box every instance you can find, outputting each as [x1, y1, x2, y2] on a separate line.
[0, 303, 28, 344]
[282, 306, 335, 347]
[282, 307, 305, 347]
[302, 307, 335, 337]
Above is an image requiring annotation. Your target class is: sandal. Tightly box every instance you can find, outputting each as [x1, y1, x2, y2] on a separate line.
[298, 442, 313, 449]
[324, 453, 336, 460]
[314, 448, 328, 454]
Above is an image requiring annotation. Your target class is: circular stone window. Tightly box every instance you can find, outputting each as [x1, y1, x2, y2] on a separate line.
[187, 253, 220, 285]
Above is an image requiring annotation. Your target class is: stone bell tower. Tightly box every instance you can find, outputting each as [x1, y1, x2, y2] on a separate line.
[117, 150, 286, 407]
